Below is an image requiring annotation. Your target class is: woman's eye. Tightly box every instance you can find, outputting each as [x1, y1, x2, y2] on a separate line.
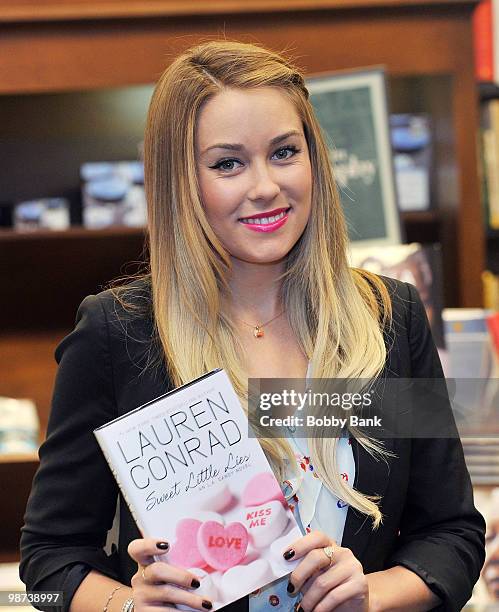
[211, 159, 242, 172]
[273, 145, 300, 160]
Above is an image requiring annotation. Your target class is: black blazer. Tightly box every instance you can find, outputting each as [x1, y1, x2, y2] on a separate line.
[20, 278, 485, 611]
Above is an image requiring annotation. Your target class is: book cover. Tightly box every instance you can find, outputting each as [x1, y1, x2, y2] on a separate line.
[349, 242, 445, 350]
[94, 369, 300, 610]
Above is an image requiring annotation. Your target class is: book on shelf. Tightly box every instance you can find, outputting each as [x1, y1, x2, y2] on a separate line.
[349, 242, 445, 351]
[479, 100, 499, 230]
[473, 0, 496, 83]
[81, 161, 146, 229]
[94, 369, 300, 610]
[482, 270, 499, 310]
[389, 114, 433, 212]
[306, 67, 401, 247]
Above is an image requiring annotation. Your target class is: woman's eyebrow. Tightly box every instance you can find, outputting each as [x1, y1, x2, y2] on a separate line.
[201, 130, 302, 154]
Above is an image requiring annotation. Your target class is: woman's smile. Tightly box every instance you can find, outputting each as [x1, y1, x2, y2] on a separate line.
[238, 206, 291, 232]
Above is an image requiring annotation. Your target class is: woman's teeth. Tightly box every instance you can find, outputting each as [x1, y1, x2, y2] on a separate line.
[240, 210, 287, 225]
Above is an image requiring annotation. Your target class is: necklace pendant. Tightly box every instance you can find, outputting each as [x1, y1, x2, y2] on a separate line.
[254, 326, 264, 338]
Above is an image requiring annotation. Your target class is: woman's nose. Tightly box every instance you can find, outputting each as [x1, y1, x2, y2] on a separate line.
[247, 163, 281, 202]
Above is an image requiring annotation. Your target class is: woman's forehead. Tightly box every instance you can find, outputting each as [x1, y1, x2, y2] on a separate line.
[195, 87, 304, 151]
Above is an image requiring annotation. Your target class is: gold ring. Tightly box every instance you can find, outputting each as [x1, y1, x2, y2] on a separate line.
[323, 545, 335, 567]
[141, 565, 147, 582]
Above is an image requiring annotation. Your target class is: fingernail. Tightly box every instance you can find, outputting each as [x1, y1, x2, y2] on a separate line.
[297, 606, 304, 612]
[202, 601, 212, 610]
[283, 548, 295, 560]
[156, 541, 169, 551]
[287, 582, 294, 593]
[191, 578, 201, 589]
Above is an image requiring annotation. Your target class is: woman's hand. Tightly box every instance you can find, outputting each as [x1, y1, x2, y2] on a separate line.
[283, 530, 369, 612]
[128, 538, 214, 611]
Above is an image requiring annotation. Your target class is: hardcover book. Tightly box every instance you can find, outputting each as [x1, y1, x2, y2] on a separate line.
[94, 369, 300, 610]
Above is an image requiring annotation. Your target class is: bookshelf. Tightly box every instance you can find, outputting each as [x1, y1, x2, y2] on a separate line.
[0, 0, 483, 559]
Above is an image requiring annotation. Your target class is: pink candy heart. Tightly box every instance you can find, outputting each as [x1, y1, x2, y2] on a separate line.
[197, 521, 248, 571]
[168, 518, 207, 569]
[242, 471, 287, 507]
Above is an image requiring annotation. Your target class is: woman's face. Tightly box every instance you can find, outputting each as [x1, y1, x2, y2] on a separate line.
[195, 87, 312, 266]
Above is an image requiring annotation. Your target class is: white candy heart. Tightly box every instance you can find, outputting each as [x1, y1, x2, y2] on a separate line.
[269, 525, 302, 575]
[221, 559, 273, 601]
[243, 500, 289, 548]
[197, 482, 233, 512]
[189, 511, 225, 524]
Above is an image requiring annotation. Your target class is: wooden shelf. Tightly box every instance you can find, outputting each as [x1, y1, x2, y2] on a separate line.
[0, 227, 147, 330]
[0, 0, 478, 23]
[0, 226, 146, 242]
[0, 453, 38, 464]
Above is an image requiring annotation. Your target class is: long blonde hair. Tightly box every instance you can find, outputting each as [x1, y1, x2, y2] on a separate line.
[142, 39, 392, 527]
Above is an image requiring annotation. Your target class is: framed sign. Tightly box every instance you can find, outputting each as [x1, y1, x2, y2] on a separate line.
[307, 68, 401, 246]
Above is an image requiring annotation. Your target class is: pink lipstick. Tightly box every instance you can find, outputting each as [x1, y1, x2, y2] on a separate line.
[239, 207, 291, 233]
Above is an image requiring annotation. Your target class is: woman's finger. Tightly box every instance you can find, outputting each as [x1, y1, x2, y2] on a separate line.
[137, 582, 214, 610]
[304, 576, 369, 612]
[289, 546, 348, 595]
[282, 530, 334, 562]
[299, 560, 357, 610]
[140, 561, 203, 590]
[127, 538, 170, 567]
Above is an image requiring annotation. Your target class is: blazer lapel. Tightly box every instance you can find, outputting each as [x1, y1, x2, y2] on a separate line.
[341, 436, 395, 560]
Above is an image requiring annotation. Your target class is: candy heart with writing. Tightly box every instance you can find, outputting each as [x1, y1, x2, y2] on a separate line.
[168, 518, 207, 569]
[197, 521, 248, 571]
[243, 500, 289, 548]
[242, 472, 286, 507]
[221, 559, 272, 601]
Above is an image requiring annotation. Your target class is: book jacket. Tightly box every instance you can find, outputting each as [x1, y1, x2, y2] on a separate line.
[94, 369, 300, 610]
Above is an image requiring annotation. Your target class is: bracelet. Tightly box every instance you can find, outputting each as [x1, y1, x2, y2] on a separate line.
[121, 598, 134, 612]
[103, 585, 125, 612]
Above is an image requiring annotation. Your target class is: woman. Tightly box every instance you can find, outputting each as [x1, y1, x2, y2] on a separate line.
[20, 40, 484, 612]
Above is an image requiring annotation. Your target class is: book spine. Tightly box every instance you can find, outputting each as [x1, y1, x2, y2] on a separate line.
[474, 0, 494, 81]
[94, 433, 147, 537]
[487, 312, 499, 358]
[482, 270, 499, 309]
[483, 125, 499, 229]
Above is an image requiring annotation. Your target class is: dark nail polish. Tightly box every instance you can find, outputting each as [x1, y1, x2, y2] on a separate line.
[202, 601, 213, 610]
[287, 582, 294, 593]
[191, 578, 201, 589]
[156, 541, 169, 551]
[297, 606, 304, 612]
[283, 548, 295, 560]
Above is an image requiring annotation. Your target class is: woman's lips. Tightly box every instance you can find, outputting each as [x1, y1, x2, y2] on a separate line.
[239, 208, 291, 233]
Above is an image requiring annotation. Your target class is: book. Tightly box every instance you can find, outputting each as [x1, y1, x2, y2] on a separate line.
[349, 242, 445, 351]
[306, 68, 401, 247]
[389, 114, 433, 212]
[474, 0, 495, 83]
[94, 369, 300, 610]
[80, 161, 146, 228]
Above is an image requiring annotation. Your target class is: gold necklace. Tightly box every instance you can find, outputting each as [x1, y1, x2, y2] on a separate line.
[238, 310, 285, 338]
